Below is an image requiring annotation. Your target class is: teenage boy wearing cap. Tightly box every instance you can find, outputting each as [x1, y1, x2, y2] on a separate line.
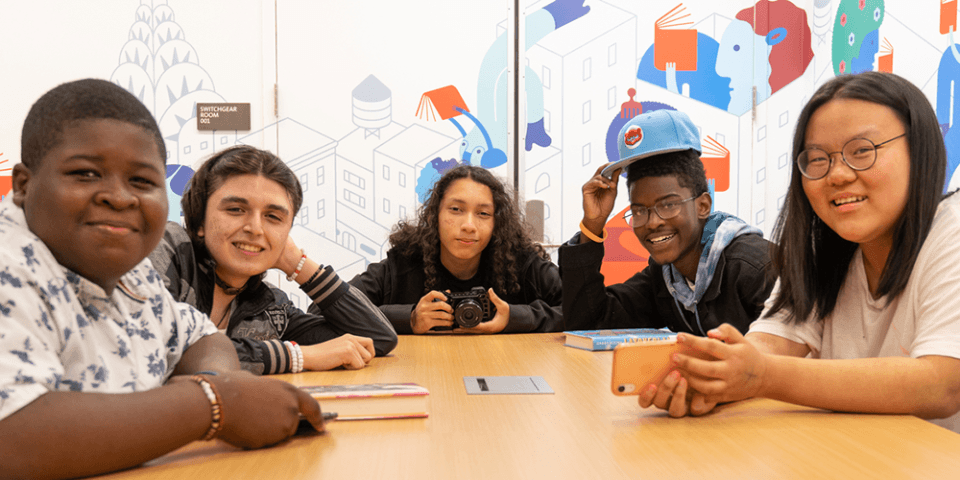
[559, 109, 775, 338]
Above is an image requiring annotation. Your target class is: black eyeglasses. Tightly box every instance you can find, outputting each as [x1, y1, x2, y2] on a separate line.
[797, 133, 906, 180]
[622, 196, 697, 228]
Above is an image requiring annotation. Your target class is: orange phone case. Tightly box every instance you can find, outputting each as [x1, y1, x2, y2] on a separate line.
[611, 338, 710, 395]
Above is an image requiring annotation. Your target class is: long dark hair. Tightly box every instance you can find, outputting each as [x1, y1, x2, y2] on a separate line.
[769, 71, 946, 323]
[389, 165, 547, 294]
[181, 145, 303, 246]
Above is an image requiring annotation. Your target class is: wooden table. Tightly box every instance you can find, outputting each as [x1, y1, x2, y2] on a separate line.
[97, 334, 960, 479]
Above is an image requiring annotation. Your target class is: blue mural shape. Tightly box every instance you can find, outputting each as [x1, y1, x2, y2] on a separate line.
[637, 32, 731, 111]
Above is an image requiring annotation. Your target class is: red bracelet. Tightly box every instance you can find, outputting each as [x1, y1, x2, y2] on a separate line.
[286, 250, 307, 282]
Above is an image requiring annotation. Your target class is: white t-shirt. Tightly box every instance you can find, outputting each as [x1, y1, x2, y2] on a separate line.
[0, 197, 218, 421]
[750, 193, 960, 432]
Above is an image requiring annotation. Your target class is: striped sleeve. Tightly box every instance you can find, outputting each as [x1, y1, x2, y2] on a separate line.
[300, 265, 349, 310]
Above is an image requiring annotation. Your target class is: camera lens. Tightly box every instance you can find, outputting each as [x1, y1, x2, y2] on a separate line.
[455, 299, 483, 328]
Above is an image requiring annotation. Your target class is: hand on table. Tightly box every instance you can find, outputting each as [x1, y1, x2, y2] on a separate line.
[301, 334, 375, 371]
[202, 371, 325, 448]
[637, 369, 717, 418]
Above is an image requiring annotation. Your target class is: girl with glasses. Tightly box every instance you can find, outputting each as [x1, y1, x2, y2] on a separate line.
[667, 72, 960, 432]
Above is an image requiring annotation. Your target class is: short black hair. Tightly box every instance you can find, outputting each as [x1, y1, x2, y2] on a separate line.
[21, 78, 165, 169]
[625, 148, 708, 197]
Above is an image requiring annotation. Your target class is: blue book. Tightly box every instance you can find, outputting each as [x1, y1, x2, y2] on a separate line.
[564, 328, 677, 351]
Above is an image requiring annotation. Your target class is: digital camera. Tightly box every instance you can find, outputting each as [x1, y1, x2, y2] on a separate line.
[445, 286, 496, 328]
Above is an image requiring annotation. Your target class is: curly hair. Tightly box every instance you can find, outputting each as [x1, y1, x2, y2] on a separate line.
[388, 165, 547, 295]
[181, 145, 303, 245]
[21, 78, 165, 169]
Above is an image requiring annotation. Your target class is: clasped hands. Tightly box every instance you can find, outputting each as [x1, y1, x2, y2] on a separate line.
[638, 324, 768, 418]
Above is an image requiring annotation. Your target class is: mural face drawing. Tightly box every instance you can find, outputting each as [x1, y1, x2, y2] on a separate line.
[716, 19, 772, 115]
[832, 0, 884, 75]
[734, 0, 813, 94]
[637, 32, 731, 111]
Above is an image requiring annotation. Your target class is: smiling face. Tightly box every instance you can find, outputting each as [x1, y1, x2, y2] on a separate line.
[801, 98, 910, 257]
[437, 178, 495, 278]
[12, 118, 167, 293]
[198, 174, 294, 286]
[628, 175, 710, 280]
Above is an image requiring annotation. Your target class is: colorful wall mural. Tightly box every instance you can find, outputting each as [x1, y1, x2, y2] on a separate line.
[1, 0, 959, 299]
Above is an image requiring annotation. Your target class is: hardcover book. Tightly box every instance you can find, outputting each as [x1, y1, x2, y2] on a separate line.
[653, 4, 698, 71]
[301, 383, 429, 420]
[564, 328, 677, 351]
[415, 85, 468, 122]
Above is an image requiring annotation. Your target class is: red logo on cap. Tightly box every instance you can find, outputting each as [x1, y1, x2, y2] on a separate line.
[624, 125, 643, 149]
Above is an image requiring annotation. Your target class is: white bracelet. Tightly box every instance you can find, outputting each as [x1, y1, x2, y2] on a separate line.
[294, 343, 303, 373]
[286, 250, 307, 282]
[284, 341, 304, 373]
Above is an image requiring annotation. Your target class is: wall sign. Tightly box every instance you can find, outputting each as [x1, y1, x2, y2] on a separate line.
[197, 103, 251, 131]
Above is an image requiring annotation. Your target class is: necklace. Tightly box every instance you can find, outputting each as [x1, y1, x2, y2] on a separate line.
[213, 273, 246, 296]
[216, 300, 234, 329]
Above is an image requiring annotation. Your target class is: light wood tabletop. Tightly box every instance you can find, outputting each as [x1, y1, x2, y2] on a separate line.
[96, 333, 960, 479]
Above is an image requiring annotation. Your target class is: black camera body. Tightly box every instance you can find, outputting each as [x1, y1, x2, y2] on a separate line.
[445, 286, 496, 328]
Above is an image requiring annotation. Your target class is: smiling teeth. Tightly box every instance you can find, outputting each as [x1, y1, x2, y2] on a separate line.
[649, 233, 675, 244]
[235, 243, 263, 252]
[833, 196, 866, 206]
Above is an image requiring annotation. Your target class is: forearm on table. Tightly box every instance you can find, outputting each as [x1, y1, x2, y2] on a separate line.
[0, 384, 210, 480]
[759, 354, 960, 419]
[173, 332, 242, 375]
[311, 285, 397, 355]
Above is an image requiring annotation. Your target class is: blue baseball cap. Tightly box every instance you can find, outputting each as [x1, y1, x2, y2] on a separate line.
[601, 109, 701, 178]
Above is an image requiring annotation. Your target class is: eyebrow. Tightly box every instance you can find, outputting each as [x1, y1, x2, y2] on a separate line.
[63, 154, 164, 174]
[219, 196, 291, 216]
[805, 128, 883, 149]
[446, 197, 494, 209]
[631, 193, 683, 207]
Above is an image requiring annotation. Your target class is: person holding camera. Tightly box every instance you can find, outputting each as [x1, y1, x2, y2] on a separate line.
[349, 164, 563, 334]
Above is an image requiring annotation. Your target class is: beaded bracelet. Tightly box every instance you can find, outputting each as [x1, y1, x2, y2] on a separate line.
[579, 221, 608, 243]
[284, 340, 304, 373]
[191, 375, 223, 441]
[286, 250, 308, 282]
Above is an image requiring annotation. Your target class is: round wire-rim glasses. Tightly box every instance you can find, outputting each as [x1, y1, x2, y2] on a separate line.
[797, 133, 906, 180]
[622, 196, 697, 228]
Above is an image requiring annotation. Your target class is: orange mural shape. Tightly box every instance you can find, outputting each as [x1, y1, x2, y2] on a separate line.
[600, 206, 651, 286]
[416, 85, 469, 122]
[942, 0, 957, 35]
[701, 136, 730, 192]
[0, 153, 10, 200]
[654, 4, 698, 71]
[878, 38, 894, 73]
[0, 176, 11, 201]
